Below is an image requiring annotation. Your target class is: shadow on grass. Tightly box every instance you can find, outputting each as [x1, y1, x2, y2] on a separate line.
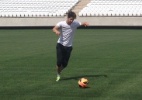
[61, 74, 107, 81]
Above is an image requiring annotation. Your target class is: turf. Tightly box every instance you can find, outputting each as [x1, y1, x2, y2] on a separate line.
[0, 28, 142, 100]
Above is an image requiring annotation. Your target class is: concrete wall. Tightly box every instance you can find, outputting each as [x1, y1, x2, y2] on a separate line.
[0, 16, 142, 27]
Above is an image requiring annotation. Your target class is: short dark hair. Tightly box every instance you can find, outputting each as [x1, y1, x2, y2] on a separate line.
[67, 11, 76, 19]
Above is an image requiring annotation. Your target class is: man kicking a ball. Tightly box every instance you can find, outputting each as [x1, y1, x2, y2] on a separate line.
[52, 11, 89, 81]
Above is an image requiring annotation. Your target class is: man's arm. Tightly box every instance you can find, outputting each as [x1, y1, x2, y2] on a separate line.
[52, 26, 60, 36]
[81, 22, 89, 27]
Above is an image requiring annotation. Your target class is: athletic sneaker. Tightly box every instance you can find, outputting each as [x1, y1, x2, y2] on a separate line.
[56, 75, 60, 82]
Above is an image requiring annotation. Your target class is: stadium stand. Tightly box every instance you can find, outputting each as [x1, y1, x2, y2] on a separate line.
[0, 0, 142, 27]
[79, 0, 142, 17]
[0, 0, 79, 17]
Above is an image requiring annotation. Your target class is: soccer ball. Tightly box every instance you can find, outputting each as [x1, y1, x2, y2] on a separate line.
[78, 78, 89, 88]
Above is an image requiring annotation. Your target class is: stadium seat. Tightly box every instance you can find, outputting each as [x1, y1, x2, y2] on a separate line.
[0, 0, 79, 18]
[79, 0, 142, 17]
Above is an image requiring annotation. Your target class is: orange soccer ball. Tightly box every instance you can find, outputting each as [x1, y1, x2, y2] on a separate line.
[78, 78, 89, 88]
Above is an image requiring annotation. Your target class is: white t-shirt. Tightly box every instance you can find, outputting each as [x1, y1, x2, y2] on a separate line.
[56, 20, 81, 47]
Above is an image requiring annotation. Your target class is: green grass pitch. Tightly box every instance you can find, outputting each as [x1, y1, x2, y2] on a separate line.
[0, 28, 142, 100]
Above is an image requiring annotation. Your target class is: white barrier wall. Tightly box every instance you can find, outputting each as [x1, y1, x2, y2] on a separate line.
[0, 17, 142, 26]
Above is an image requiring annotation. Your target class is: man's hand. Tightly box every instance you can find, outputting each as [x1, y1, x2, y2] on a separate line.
[82, 22, 89, 27]
[55, 31, 60, 36]
[53, 26, 60, 36]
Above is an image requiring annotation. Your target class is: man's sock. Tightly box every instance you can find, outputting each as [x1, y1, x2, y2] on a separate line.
[56, 73, 60, 82]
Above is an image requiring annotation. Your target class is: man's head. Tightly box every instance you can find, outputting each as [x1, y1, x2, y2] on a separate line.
[66, 11, 76, 25]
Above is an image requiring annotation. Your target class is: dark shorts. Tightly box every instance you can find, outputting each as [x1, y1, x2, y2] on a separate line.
[56, 43, 73, 68]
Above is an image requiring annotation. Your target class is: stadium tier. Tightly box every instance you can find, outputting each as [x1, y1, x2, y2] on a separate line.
[0, 0, 79, 17]
[79, 0, 142, 17]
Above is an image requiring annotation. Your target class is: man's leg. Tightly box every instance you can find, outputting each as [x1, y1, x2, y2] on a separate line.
[56, 43, 64, 81]
[58, 46, 72, 81]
